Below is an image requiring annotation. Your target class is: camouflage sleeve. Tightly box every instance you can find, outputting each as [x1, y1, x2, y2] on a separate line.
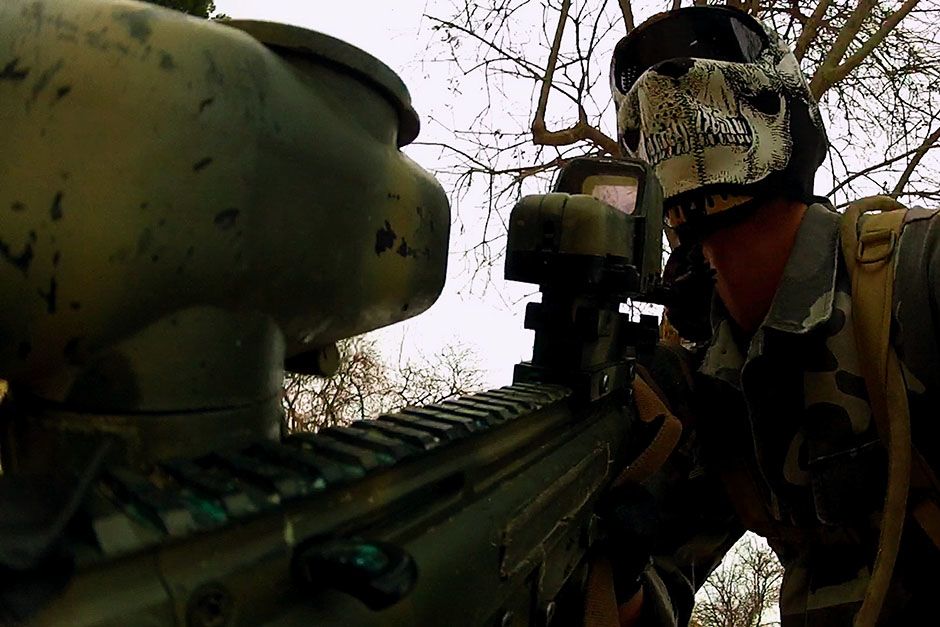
[634, 344, 745, 626]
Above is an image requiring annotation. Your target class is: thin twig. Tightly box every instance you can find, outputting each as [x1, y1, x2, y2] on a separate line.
[616, 0, 635, 31]
[892, 124, 940, 197]
[794, 0, 832, 61]
[828, 143, 931, 195]
[530, 0, 620, 154]
[814, 0, 921, 97]
[532, 0, 571, 133]
[809, 0, 877, 96]
[426, 15, 542, 80]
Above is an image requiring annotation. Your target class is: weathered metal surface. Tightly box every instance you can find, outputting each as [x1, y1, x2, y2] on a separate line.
[0, 0, 449, 415]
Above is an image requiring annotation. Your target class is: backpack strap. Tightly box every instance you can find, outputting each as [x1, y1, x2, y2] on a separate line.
[839, 197, 912, 627]
[842, 200, 940, 550]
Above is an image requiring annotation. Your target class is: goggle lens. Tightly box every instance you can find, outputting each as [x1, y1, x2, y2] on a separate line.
[613, 8, 768, 94]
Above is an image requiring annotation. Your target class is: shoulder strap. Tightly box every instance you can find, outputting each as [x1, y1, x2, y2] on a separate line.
[839, 197, 912, 627]
[840, 197, 907, 438]
[842, 200, 940, 501]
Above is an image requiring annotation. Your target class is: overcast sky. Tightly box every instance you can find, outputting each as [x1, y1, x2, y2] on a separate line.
[214, 1, 430, 75]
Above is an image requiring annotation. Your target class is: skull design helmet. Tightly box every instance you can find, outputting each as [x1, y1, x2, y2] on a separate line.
[610, 6, 828, 237]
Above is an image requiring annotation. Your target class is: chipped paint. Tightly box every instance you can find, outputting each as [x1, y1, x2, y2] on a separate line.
[84, 29, 115, 54]
[112, 7, 153, 44]
[396, 237, 431, 260]
[158, 50, 175, 71]
[213, 208, 239, 230]
[30, 58, 63, 103]
[192, 156, 213, 172]
[375, 220, 397, 254]
[396, 238, 411, 257]
[203, 50, 224, 86]
[38, 276, 57, 313]
[50, 191, 63, 220]
[0, 233, 35, 275]
[0, 57, 29, 81]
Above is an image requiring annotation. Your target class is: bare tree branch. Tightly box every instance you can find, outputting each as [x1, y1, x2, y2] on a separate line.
[530, 0, 620, 154]
[424, 0, 940, 278]
[794, 0, 832, 61]
[533, 120, 621, 154]
[426, 15, 542, 81]
[892, 123, 940, 196]
[282, 336, 484, 432]
[814, 0, 877, 72]
[827, 141, 938, 196]
[812, 0, 921, 97]
[532, 0, 571, 134]
[692, 534, 784, 627]
[616, 0, 635, 32]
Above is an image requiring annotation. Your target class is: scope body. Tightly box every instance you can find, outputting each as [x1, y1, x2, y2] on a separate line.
[0, 0, 449, 467]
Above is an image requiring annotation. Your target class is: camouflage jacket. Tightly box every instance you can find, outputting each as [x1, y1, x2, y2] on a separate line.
[639, 202, 940, 626]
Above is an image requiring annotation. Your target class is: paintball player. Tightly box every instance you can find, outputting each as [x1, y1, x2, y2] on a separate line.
[604, 6, 940, 626]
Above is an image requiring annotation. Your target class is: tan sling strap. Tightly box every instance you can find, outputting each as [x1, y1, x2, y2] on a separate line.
[613, 374, 684, 486]
[840, 197, 914, 627]
[584, 556, 621, 627]
[843, 202, 940, 511]
[584, 375, 684, 627]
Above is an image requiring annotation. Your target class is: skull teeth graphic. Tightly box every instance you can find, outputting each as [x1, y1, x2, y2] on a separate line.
[644, 113, 754, 165]
[612, 16, 826, 203]
[616, 57, 794, 199]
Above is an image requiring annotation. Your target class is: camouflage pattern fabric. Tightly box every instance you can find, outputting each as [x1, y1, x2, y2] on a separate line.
[637, 203, 940, 626]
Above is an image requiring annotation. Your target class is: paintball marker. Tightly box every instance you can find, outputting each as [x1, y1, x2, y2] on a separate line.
[0, 1, 669, 625]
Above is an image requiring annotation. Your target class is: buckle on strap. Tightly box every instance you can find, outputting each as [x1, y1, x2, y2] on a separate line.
[856, 228, 897, 264]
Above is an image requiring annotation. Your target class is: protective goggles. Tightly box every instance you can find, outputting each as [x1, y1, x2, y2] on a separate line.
[612, 7, 769, 94]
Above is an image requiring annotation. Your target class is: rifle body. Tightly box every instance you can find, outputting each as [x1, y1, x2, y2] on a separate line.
[0, 3, 661, 625]
[30, 384, 633, 626]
